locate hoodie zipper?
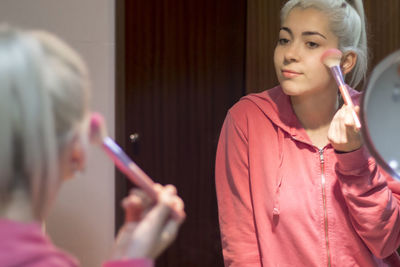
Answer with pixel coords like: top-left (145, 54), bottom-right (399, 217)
top-left (319, 149), bottom-right (331, 267)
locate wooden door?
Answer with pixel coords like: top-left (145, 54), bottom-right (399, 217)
top-left (116, 0), bottom-right (246, 266)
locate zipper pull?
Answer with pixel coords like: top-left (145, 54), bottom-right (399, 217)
top-left (319, 149), bottom-right (324, 163)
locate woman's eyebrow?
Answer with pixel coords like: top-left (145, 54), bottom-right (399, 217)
top-left (280, 27), bottom-right (327, 40)
top-left (280, 27), bottom-right (293, 37)
top-left (303, 31), bottom-right (327, 39)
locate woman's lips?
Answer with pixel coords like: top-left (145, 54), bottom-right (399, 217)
top-left (282, 69), bottom-right (301, 78)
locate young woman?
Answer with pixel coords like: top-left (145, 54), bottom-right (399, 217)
top-left (0, 25), bottom-right (185, 267)
top-left (216, 0), bottom-right (400, 266)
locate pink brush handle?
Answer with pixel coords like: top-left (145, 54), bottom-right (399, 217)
top-left (101, 137), bottom-right (183, 219)
top-left (338, 84), bottom-right (361, 129)
top-left (331, 66), bottom-right (361, 129)
top-left (102, 137), bottom-right (157, 199)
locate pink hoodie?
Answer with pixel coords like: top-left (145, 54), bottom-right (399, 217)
top-left (215, 86), bottom-right (400, 266)
top-left (0, 219), bottom-right (154, 267)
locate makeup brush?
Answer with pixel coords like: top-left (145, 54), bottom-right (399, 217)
top-left (321, 48), bottom-right (361, 129)
top-left (89, 113), bottom-right (185, 219)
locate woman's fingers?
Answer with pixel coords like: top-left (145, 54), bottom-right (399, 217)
top-left (328, 104), bottom-right (362, 152)
top-left (149, 217), bottom-right (183, 258)
top-left (112, 184), bottom-right (185, 260)
top-left (120, 187), bottom-right (177, 258)
top-left (122, 191), bottom-right (145, 222)
top-left (123, 187), bottom-right (156, 222)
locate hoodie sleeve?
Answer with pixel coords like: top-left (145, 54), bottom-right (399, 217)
top-left (335, 146), bottom-right (400, 258)
top-left (215, 111), bottom-right (261, 266)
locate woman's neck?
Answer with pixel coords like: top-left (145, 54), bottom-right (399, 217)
top-left (0, 189), bottom-right (36, 223)
top-left (291, 89), bottom-right (339, 130)
top-left (290, 88), bottom-right (340, 149)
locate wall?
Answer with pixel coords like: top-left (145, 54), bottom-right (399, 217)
top-left (0, 1), bottom-right (115, 266)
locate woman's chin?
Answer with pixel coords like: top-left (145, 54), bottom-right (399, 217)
top-left (280, 83), bottom-right (302, 96)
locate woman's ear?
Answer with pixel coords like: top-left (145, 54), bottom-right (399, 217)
top-left (341, 51), bottom-right (357, 75)
top-left (62, 134), bottom-right (87, 180)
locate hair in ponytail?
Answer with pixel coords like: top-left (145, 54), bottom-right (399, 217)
top-left (0, 25), bottom-right (90, 219)
top-left (280, 0), bottom-right (368, 88)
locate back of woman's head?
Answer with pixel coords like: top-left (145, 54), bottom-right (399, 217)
top-left (281, 0), bottom-right (368, 88)
top-left (0, 25), bottom-right (90, 219)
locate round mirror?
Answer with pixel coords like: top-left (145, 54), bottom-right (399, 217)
top-left (361, 49), bottom-right (400, 180)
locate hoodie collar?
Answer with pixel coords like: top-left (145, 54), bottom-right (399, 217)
top-left (242, 85), bottom-right (362, 147)
top-left (242, 86), bottom-right (312, 145)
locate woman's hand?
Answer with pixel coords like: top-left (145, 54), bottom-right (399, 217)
top-left (111, 184), bottom-right (185, 260)
top-left (328, 104), bottom-right (363, 152)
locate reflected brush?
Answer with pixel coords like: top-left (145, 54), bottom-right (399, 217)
top-left (321, 48), bottom-right (361, 129)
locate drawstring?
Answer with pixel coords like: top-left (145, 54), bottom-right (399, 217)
top-left (272, 127), bottom-right (284, 217)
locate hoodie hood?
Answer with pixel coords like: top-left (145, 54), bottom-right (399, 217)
top-left (241, 85), bottom-right (362, 146)
top-left (243, 86), bottom-right (305, 142)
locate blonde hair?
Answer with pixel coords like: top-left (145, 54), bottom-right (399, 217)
top-left (0, 25), bottom-right (90, 219)
top-left (281, 0), bottom-right (368, 88)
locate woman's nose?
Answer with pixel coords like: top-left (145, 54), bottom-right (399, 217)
top-left (284, 44), bottom-right (300, 63)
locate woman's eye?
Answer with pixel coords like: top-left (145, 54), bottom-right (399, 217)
top-left (306, 42), bottom-right (319, 49)
top-left (278, 38), bottom-right (289, 45)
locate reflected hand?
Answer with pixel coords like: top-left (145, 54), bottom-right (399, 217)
top-left (111, 184), bottom-right (185, 260)
top-left (328, 104), bottom-right (363, 152)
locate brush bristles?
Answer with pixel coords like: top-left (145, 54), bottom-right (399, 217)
top-left (89, 112), bottom-right (108, 145)
top-left (321, 48), bottom-right (342, 68)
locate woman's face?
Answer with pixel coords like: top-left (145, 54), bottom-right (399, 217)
top-left (274, 7), bottom-right (339, 97)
